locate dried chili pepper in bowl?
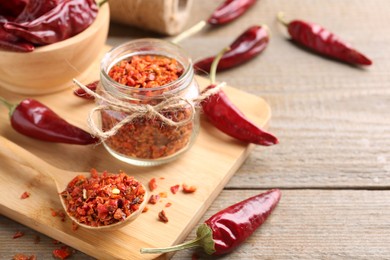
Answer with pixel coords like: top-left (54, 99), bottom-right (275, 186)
top-left (0, 97), bottom-right (98, 145)
top-left (141, 189), bottom-right (281, 256)
top-left (3, 0), bottom-right (98, 45)
top-left (200, 48), bottom-right (278, 146)
top-left (277, 12), bottom-right (372, 66)
top-left (194, 24), bottom-right (269, 73)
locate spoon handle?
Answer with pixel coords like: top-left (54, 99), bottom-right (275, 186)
top-left (0, 136), bottom-right (56, 180)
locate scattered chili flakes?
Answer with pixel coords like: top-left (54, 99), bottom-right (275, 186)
top-left (52, 239), bottom-right (61, 245)
top-left (170, 184), bottom-right (180, 194)
top-left (158, 210), bottom-right (169, 223)
top-left (72, 221), bottom-right (79, 231)
top-left (60, 168), bottom-right (146, 227)
top-left (165, 202), bottom-right (172, 208)
top-left (148, 194), bottom-right (160, 205)
top-left (12, 254), bottom-right (36, 260)
top-left (149, 178), bottom-right (158, 191)
top-left (182, 184), bottom-right (197, 193)
top-left (50, 208), bottom-right (66, 222)
top-left (159, 192), bottom-right (168, 198)
top-left (20, 191), bottom-right (30, 199)
top-left (13, 231), bottom-right (24, 239)
top-left (33, 235), bottom-right (40, 244)
top-left (142, 206), bottom-right (149, 213)
top-left (53, 246), bottom-right (73, 260)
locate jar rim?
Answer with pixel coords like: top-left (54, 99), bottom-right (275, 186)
top-left (100, 38), bottom-right (193, 98)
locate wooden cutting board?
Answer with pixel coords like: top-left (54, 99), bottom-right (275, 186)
top-left (0, 46), bottom-right (272, 259)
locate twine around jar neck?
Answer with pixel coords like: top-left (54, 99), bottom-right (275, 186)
top-left (73, 79), bottom-right (226, 140)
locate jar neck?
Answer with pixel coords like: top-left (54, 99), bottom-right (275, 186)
top-left (100, 39), bottom-right (194, 101)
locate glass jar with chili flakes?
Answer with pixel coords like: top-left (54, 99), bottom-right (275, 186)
top-left (98, 39), bottom-right (200, 166)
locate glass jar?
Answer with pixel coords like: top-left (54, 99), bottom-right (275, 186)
top-left (98, 39), bottom-right (200, 166)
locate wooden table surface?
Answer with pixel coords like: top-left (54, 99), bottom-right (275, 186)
top-left (1, 0), bottom-right (390, 259)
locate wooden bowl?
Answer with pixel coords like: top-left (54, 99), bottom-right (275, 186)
top-left (0, 4), bottom-right (110, 95)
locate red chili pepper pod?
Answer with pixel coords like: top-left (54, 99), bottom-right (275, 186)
top-left (208, 0), bottom-right (257, 25)
top-left (140, 189), bottom-right (281, 255)
top-left (200, 47), bottom-right (278, 146)
top-left (73, 80), bottom-right (99, 100)
top-left (277, 12), bottom-right (372, 66)
top-left (0, 97), bottom-right (98, 145)
top-left (170, 0), bottom-right (257, 44)
top-left (194, 25), bottom-right (269, 73)
top-left (201, 84), bottom-right (278, 145)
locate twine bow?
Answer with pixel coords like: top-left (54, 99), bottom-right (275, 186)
top-left (72, 79), bottom-right (226, 140)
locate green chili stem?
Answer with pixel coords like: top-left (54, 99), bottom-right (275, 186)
top-left (210, 47), bottom-right (230, 85)
top-left (140, 236), bottom-right (203, 254)
top-left (97, 0), bottom-right (108, 7)
top-left (276, 12), bottom-right (289, 27)
top-left (0, 96), bottom-right (16, 118)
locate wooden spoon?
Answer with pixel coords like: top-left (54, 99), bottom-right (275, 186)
top-left (0, 136), bottom-right (148, 231)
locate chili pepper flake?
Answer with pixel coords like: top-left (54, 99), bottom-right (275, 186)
top-left (20, 191), bottom-right (30, 199)
top-left (182, 184), bottom-right (197, 193)
top-left (148, 194), bottom-right (160, 205)
top-left (142, 206), bottom-right (149, 213)
top-left (158, 210), bottom-right (169, 223)
top-left (149, 178), bottom-right (158, 191)
top-left (13, 231), bottom-right (24, 239)
top-left (34, 235), bottom-right (40, 244)
top-left (159, 192), bottom-right (168, 198)
top-left (72, 221), bottom-right (79, 231)
top-left (170, 184), bottom-right (180, 194)
top-left (53, 246), bottom-right (73, 260)
top-left (12, 254), bottom-right (36, 260)
top-left (108, 55), bottom-right (184, 88)
top-left (61, 169), bottom-right (146, 227)
top-left (165, 202), bottom-right (172, 208)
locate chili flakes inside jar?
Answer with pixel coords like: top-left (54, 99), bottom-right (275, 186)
top-left (101, 53), bottom-right (198, 162)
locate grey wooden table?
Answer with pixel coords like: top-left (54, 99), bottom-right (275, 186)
top-left (1, 0), bottom-right (390, 259)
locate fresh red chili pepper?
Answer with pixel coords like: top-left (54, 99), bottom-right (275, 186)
top-left (141, 188), bottom-right (281, 255)
top-left (277, 12), bottom-right (372, 66)
top-left (4, 0), bottom-right (98, 45)
top-left (73, 80), bottom-right (99, 100)
top-left (201, 48), bottom-right (278, 146)
top-left (194, 25), bottom-right (269, 73)
top-left (208, 0), bottom-right (257, 25)
top-left (0, 97), bottom-right (98, 145)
